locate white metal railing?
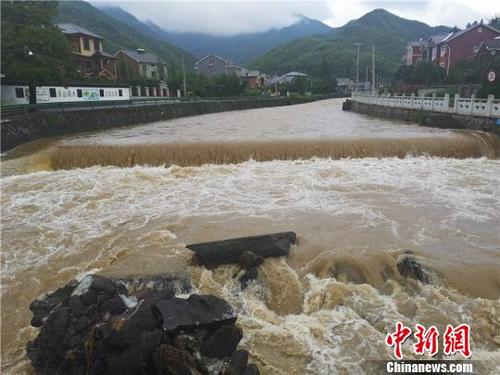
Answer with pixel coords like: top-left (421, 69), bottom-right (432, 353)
top-left (351, 92), bottom-right (499, 118)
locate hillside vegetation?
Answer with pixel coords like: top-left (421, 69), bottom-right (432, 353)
top-left (251, 9), bottom-right (452, 78)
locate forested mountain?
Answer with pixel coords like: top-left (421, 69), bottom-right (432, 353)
top-left (251, 9), bottom-right (453, 78)
top-left (53, 1), bottom-right (196, 69)
top-left (101, 6), bottom-right (332, 64)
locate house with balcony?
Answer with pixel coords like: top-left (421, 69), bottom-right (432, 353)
top-left (56, 23), bottom-right (116, 79)
top-left (114, 49), bottom-right (166, 81)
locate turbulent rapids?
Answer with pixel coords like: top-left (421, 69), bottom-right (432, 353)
top-left (1, 99), bottom-right (500, 374)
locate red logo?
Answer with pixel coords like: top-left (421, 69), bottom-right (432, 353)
top-left (443, 324), bottom-right (471, 358)
top-left (385, 322), bottom-right (412, 360)
top-left (386, 323), bottom-right (471, 359)
top-left (414, 324), bottom-right (439, 357)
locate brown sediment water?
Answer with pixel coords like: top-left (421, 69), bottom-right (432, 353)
top-left (1, 99), bottom-right (500, 374)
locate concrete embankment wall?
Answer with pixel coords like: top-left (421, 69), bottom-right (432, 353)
top-left (1, 96), bottom-right (332, 152)
top-left (350, 100), bottom-right (498, 134)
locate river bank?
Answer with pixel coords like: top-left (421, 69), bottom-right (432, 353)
top-left (0, 95), bottom-right (336, 152)
top-left (347, 99), bottom-right (499, 133)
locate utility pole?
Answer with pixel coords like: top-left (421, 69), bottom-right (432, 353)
top-left (365, 65), bottom-right (368, 89)
top-left (372, 44), bottom-right (376, 93)
top-left (354, 43), bottom-right (362, 91)
top-left (182, 55), bottom-right (187, 97)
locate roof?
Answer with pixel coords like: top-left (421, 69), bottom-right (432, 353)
top-left (117, 49), bottom-right (160, 64)
top-left (243, 70), bottom-right (260, 77)
top-left (284, 71), bottom-right (308, 77)
top-left (194, 54), bottom-right (230, 66)
top-left (443, 23), bottom-right (500, 44)
top-left (94, 51), bottom-right (117, 59)
top-left (56, 23), bottom-right (104, 39)
top-left (407, 41), bottom-right (422, 47)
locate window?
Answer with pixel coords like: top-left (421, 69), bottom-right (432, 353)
top-left (119, 89), bottom-right (123, 97)
top-left (77, 89), bottom-right (82, 97)
top-left (151, 70), bottom-right (156, 78)
top-left (99, 89), bottom-right (104, 97)
top-left (478, 27), bottom-right (482, 33)
top-left (83, 37), bottom-right (90, 50)
top-left (49, 88), bottom-right (56, 97)
top-left (15, 87), bottom-right (24, 98)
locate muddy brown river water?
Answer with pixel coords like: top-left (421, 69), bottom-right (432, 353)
top-left (1, 99), bottom-right (499, 374)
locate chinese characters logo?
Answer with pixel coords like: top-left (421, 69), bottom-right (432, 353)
top-left (385, 322), bottom-right (471, 360)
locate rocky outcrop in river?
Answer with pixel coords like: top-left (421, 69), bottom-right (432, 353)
top-left (27, 274), bottom-right (259, 375)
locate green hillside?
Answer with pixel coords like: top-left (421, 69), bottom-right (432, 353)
top-left (53, 1), bottom-right (196, 70)
top-left (251, 9), bottom-right (452, 79)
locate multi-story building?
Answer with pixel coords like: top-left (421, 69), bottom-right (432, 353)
top-left (114, 49), bottom-right (166, 81)
top-left (57, 23), bottom-right (117, 79)
top-left (194, 54), bottom-right (233, 78)
top-left (410, 21), bottom-right (500, 74)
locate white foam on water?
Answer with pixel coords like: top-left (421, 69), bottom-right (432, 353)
top-left (2, 157), bottom-right (498, 280)
top-left (2, 157), bottom-right (500, 373)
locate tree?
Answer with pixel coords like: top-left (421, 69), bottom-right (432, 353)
top-left (489, 17), bottom-right (500, 30)
top-left (1, 1), bottom-right (78, 88)
top-left (393, 62), bottom-right (445, 85)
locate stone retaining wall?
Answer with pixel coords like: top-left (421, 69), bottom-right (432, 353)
top-left (1, 96), bottom-right (331, 152)
top-left (350, 100), bottom-right (498, 134)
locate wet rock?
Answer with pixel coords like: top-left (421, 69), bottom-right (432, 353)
top-left (397, 253), bottom-right (430, 284)
top-left (100, 296), bottom-right (127, 314)
top-left (153, 294), bottom-right (237, 332)
top-left (120, 289), bottom-right (174, 340)
top-left (231, 349), bottom-right (249, 373)
top-left (27, 275), bottom-right (259, 375)
top-left (29, 280), bottom-right (78, 327)
top-left (80, 289), bottom-right (98, 306)
top-left (201, 324), bottom-right (243, 358)
top-left (187, 231), bottom-right (296, 266)
top-left (153, 344), bottom-right (200, 375)
top-left (238, 251), bottom-right (264, 270)
top-left (90, 275), bottom-right (126, 295)
top-left (239, 267), bottom-right (258, 290)
top-left (243, 363), bottom-right (261, 375)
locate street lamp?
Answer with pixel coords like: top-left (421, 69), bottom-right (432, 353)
top-left (27, 50), bottom-right (37, 105)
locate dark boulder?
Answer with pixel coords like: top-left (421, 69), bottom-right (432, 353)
top-left (238, 251), bottom-right (264, 270)
top-left (29, 279), bottom-right (78, 327)
top-left (152, 344), bottom-right (200, 375)
top-left (153, 294), bottom-right (237, 332)
top-left (239, 267), bottom-right (258, 290)
top-left (187, 231), bottom-right (296, 266)
top-left (243, 363), bottom-right (261, 375)
top-left (396, 253), bottom-right (430, 284)
top-left (201, 324), bottom-right (243, 359)
top-left (231, 349), bottom-right (249, 374)
top-left (26, 275), bottom-right (259, 375)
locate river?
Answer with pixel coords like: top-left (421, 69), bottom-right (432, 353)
top-left (1, 98), bottom-right (499, 374)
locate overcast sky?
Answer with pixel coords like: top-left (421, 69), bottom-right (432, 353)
top-left (92, 0), bottom-right (500, 35)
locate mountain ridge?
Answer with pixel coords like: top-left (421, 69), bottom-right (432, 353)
top-left (100, 6), bottom-right (333, 64)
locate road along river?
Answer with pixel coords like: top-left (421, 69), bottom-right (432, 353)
top-left (1, 99), bottom-right (499, 373)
